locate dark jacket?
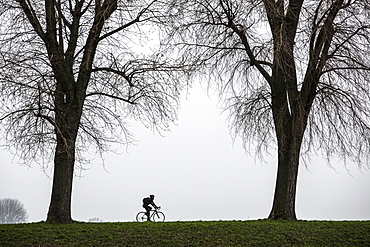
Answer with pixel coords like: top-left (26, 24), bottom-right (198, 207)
top-left (143, 197), bottom-right (157, 208)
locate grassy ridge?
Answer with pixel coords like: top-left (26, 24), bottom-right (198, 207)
top-left (1, 220), bottom-right (370, 246)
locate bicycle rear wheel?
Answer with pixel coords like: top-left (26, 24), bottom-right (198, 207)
top-left (151, 212), bottom-right (165, 222)
top-left (136, 212), bottom-right (148, 222)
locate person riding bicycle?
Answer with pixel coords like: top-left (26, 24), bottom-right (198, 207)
top-left (142, 194), bottom-right (158, 221)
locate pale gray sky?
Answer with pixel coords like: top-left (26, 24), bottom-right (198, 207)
top-left (1, 85), bottom-right (369, 222)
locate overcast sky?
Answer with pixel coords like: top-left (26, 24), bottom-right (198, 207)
top-left (1, 84), bottom-right (369, 223)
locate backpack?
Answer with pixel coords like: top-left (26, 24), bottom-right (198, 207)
top-left (143, 197), bottom-right (150, 204)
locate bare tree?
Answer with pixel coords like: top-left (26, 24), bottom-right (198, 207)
top-left (168, 0), bottom-right (370, 220)
top-left (0, 198), bottom-right (28, 224)
top-left (0, 0), bottom-right (187, 223)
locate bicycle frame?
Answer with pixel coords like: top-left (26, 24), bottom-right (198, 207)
top-left (150, 208), bottom-right (161, 218)
top-left (151, 207), bottom-right (161, 214)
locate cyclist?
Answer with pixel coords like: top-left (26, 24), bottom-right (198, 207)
top-left (142, 194), bottom-right (158, 221)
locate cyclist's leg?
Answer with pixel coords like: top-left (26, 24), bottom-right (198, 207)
top-left (144, 205), bottom-right (152, 220)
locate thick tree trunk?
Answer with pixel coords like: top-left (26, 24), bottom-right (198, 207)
top-left (268, 138), bottom-right (301, 220)
top-left (47, 138), bottom-right (76, 224)
top-left (268, 89), bottom-right (307, 220)
top-left (46, 81), bottom-right (81, 224)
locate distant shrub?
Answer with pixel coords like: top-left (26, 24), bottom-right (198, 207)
top-left (88, 217), bottom-right (103, 223)
top-left (0, 198), bottom-right (28, 224)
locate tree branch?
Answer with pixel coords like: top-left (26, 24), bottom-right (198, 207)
top-left (85, 92), bottom-right (136, 104)
top-left (16, 0), bottom-right (46, 41)
top-left (98, 0), bottom-right (157, 42)
top-left (92, 67), bottom-right (133, 86)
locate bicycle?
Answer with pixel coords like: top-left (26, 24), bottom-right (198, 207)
top-left (136, 207), bottom-right (165, 222)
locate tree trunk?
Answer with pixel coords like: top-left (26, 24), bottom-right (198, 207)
top-left (268, 138), bottom-right (301, 220)
top-left (46, 137), bottom-right (76, 224)
top-left (268, 90), bottom-right (307, 220)
top-left (46, 81), bottom-right (81, 224)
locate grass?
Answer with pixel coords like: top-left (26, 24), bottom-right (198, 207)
top-left (0, 220), bottom-right (370, 246)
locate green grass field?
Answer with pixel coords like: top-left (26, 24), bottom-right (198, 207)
top-left (1, 220), bottom-right (369, 246)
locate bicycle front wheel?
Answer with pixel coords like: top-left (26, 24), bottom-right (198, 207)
top-left (151, 212), bottom-right (165, 222)
top-left (136, 212), bottom-right (148, 222)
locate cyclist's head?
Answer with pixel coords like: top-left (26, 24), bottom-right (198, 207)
top-left (150, 194), bottom-right (155, 199)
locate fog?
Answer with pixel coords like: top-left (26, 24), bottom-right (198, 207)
top-left (1, 85), bottom-right (369, 222)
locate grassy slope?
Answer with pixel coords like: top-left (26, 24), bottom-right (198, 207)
top-left (0, 220), bottom-right (370, 246)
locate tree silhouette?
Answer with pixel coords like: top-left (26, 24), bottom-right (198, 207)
top-left (0, 0), bottom-right (186, 223)
top-left (168, 0), bottom-right (370, 220)
top-left (0, 198), bottom-right (28, 224)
